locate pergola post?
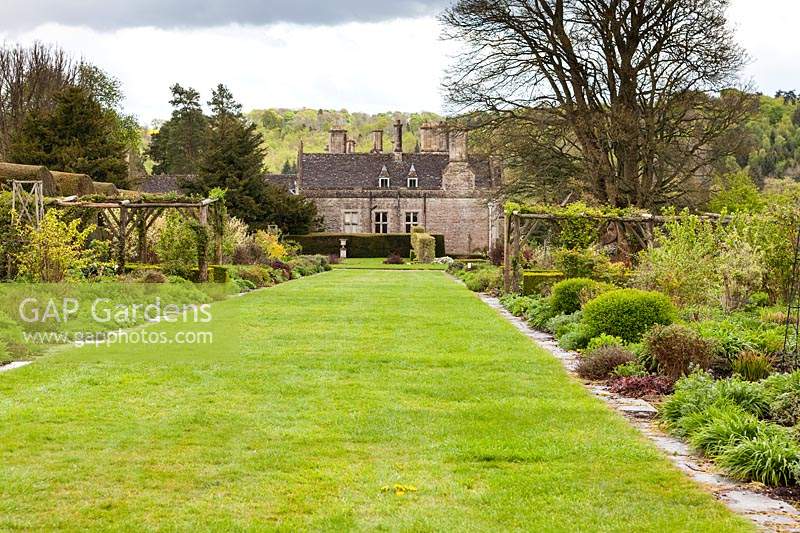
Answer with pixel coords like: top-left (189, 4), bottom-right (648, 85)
top-left (197, 203), bottom-right (209, 282)
top-left (503, 213), bottom-right (512, 293)
top-left (137, 212), bottom-right (147, 263)
top-left (117, 205), bottom-right (128, 274)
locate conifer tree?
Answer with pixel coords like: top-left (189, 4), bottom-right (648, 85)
top-left (149, 84), bottom-right (208, 175)
top-left (8, 86), bottom-right (129, 186)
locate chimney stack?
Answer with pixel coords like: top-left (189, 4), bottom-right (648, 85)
top-left (346, 139), bottom-right (356, 154)
top-left (448, 130), bottom-right (467, 162)
top-left (328, 128), bottom-right (347, 154)
top-left (371, 130), bottom-right (384, 153)
top-left (393, 119), bottom-right (403, 153)
top-left (420, 121), bottom-right (449, 152)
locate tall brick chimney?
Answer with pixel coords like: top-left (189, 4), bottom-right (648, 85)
top-left (420, 122), bottom-right (449, 152)
top-left (371, 130), bottom-right (384, 153)
top-left (328, 128), bottom-right (347, 154)
top-left (393, 119), bottom-right (403, 153)
top-left (448, 130), bottom-right (467, 162)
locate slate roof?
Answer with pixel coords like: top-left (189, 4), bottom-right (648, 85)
top-left (139, 173), bottom-right (297, 194)
top-left (139, 174), bottom-right (185, 194)
top-left (299, 153), bottom-right (494, 190)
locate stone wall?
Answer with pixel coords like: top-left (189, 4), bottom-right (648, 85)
top-left (307, 191), bottom-right (500, 256)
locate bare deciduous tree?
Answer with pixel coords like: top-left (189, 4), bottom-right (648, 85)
top-left (442, 0), bottom-right (757, 208)
top-left (0, 42), bottom-right (82, 159)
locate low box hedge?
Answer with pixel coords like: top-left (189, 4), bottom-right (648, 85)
top-left (286, 233), bottom-right (445, 258)
top-left (522, 270), bottom-right (565, 296)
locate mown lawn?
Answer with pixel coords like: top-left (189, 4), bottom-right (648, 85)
top-left (0, 270), bottom-right (749, 531)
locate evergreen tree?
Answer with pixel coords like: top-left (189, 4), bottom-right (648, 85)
top-left (185, 84), bottom-right (317, 233)
top-left (148, 84), bottom-right (209, 175)
top-left (8, 86), bottom-right (129, 186)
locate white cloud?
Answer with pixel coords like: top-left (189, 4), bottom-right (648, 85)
top-left (1, 17), bottom-right (454, 124)
top-left (728, 0), bottom-right (800, 95)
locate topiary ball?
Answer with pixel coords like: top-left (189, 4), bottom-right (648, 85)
top-left (582, 288), bottom-right (675, 343)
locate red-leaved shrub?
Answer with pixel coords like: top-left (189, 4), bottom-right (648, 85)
top-left (609, 376), bottom-right (674, 398)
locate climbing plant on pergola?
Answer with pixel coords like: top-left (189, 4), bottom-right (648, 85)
top-left (502, 203), bottom-right (727, 292)
top-left (54, 196), bottom-right (224, 281)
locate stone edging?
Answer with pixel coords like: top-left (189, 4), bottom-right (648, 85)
top-left (478, 293), bottom-right (800, 532)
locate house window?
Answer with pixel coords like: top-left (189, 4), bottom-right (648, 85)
top-left (407, 176), bottom-right (418, 188)
top-left (373, 211), bottom-right (389, 234)
top-left (379, 177), bottom-right (390, 188)
top-left (343, 210), bottom-right (360, 233)
top-left (404, 211), bottom-right (420, 233)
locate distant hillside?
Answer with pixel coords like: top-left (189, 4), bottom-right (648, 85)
top-left (246, 108), bottom-right (443, 173)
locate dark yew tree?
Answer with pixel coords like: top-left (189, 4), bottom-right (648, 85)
top-left (183, 84), bottom-right (317, 233)
top-left (8, 87), bottom-right (129, 186)
top-left (148, 84), bottom-right (209, 175)
top-left (442, 0), bottom-right (756, 208)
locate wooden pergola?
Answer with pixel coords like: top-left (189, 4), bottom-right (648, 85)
top-left (55, 196), bottom-right (222, 281)
top-left (502, 210), bottom-right (727, 292)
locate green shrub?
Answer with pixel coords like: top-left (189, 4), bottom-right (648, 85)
top-left (576, 346), bottom-right (635, 380)
top-left (210, 265), bottom-right (229, 283)
top-left (546, 312), bottom-right (582, 337)
top-left (748, 291), bottom-right (770, 308)
top-left (463, 268), bottom-right (502, 293)
top-left (644, 324), bottom-right (716, 380)
top-left (661, 372), bottom-right (769, 431)
top-left (611, 361), bottom-right (648, 378)
top-left (410, 227), bottom-right (436, 263)
top-left (731, 351), bottom-right (773, 381)
top-left (558, 322), bottom-right (592, 351)
top-left (525, 298), bottom-right (556, 330)
top-left (522, 271), bottom-right (565, 296)
top-left (582, 289), bottom-right (675, 343)
top-left (155, 211), bottom-right (198, 271)
top-left (762, 371), bottom-right (800, 403)
top-left (717, 429), bottom-right (800, 486)
top-left (553, 247), bottom-right (628, 284)
top-left (586, 334), bottom-right (624, 352)
top-left (286, 233), bottom-right (445, 258)
top-left (770, 390), bottom-right (800, 426)
top-left (686, 403), bottom-right (761, 457)
top-left (141, 270), bottom-right (166, 283)
top-left (550, 278), bottom-right (597, 315)
top-left (230, 265), bottom-right (273, 288)
top-left (500, 295), bottom-right (539, 317)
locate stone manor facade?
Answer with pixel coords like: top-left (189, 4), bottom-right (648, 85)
top-left (295, 121), bottom-right (502, 256)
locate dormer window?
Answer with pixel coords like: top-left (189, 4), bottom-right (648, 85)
top-left (407, 164), bottom-right (418, 188)
top-left (378, 165), bottom-right (390, 188)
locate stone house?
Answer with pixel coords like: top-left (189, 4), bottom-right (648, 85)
top-left (296, 120), bottom-right (502, 256)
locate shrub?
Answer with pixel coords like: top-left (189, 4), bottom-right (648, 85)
top-left (522, 271), bottom-right (565, 296)
top-left (762, 371), bottom-right (800, 403)
top-left (254, 230), bottom-right (287, 261)
top-left (231, 265), bottom-right (273, 288)
top-left (731, 351), bottom-right (773, 381)
top-left (384, 253), bottom-right (405, 265)
top-left (609, 375), bottom-right (673, 397)
top-left (501, 295), bottom-right (539, 317)
top-left (748, 291), bottom-right (770, 309)
top-left (558, 322), bottom-right (592, 351)
top-left (644, 324), bottom-right (716, 380)
top-left (661, 371), bottom-right (720, 429)
top-left (155, 211), bottom-right (197, 271)
top-left (410, 227), bottom-right (436, 263)
top-left (770, 391), bottom-right (800, 426)
top-left (576, 346), bottom-right (635, 380)
top-left (553, 247), bottom-right (628, 284)
top-left (586, 334), bottom-right (624, 352)
top-left (327, 253), bottom-right (341, 265)
top-left (222, 216), bottom-right (249, 263)
top-left (582, 289), bottom-right (675, 343)
top-left (550, 278), bottom-right (598, 315)
top-left (463, 268), bottom-right (502, 293)
top-left (16, 209), bottom-right (95, 282)
top-left (611, 361), bottom-right (648, 378)
top-left (210, 265), bottom-right (229, 283)
top-left (232, 238), bottom-right (264, 265)
top-left (718, 229), bottom-right (765, 312)
top-left (141, 270), bottom-right (166, 283)
top-left (546, 312), bottom-right (582, 337)
top-left (525, 298), bottom-right (556, 330)
top-left (717, 429), bottom-right (800, 486)
top-left (686, 403), bottom-right (761, 457)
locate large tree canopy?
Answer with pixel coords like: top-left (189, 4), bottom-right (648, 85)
top-left (442, 0), bottom-right (756, 208)
top-left (8, 86), bottom-right (129, 186)
top-left (181, 84), bottom-right (318, 234)
top-left (148, 84), bottom-right (209, 175)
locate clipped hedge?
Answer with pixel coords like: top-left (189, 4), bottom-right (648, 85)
top-left (522, 270), bottom-right (564, 296)
top-left (287, 233), bottom-right (445, 258)
top-left (583, 288), bottom-right (676, 343)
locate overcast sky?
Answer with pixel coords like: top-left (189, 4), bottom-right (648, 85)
top-left (0, 0), bottom-right (796, 124)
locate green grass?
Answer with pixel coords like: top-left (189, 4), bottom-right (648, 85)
top-left (332, 257), bottom-right (447, 270)
top-left (0, 270), bottom-right (749, 531)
